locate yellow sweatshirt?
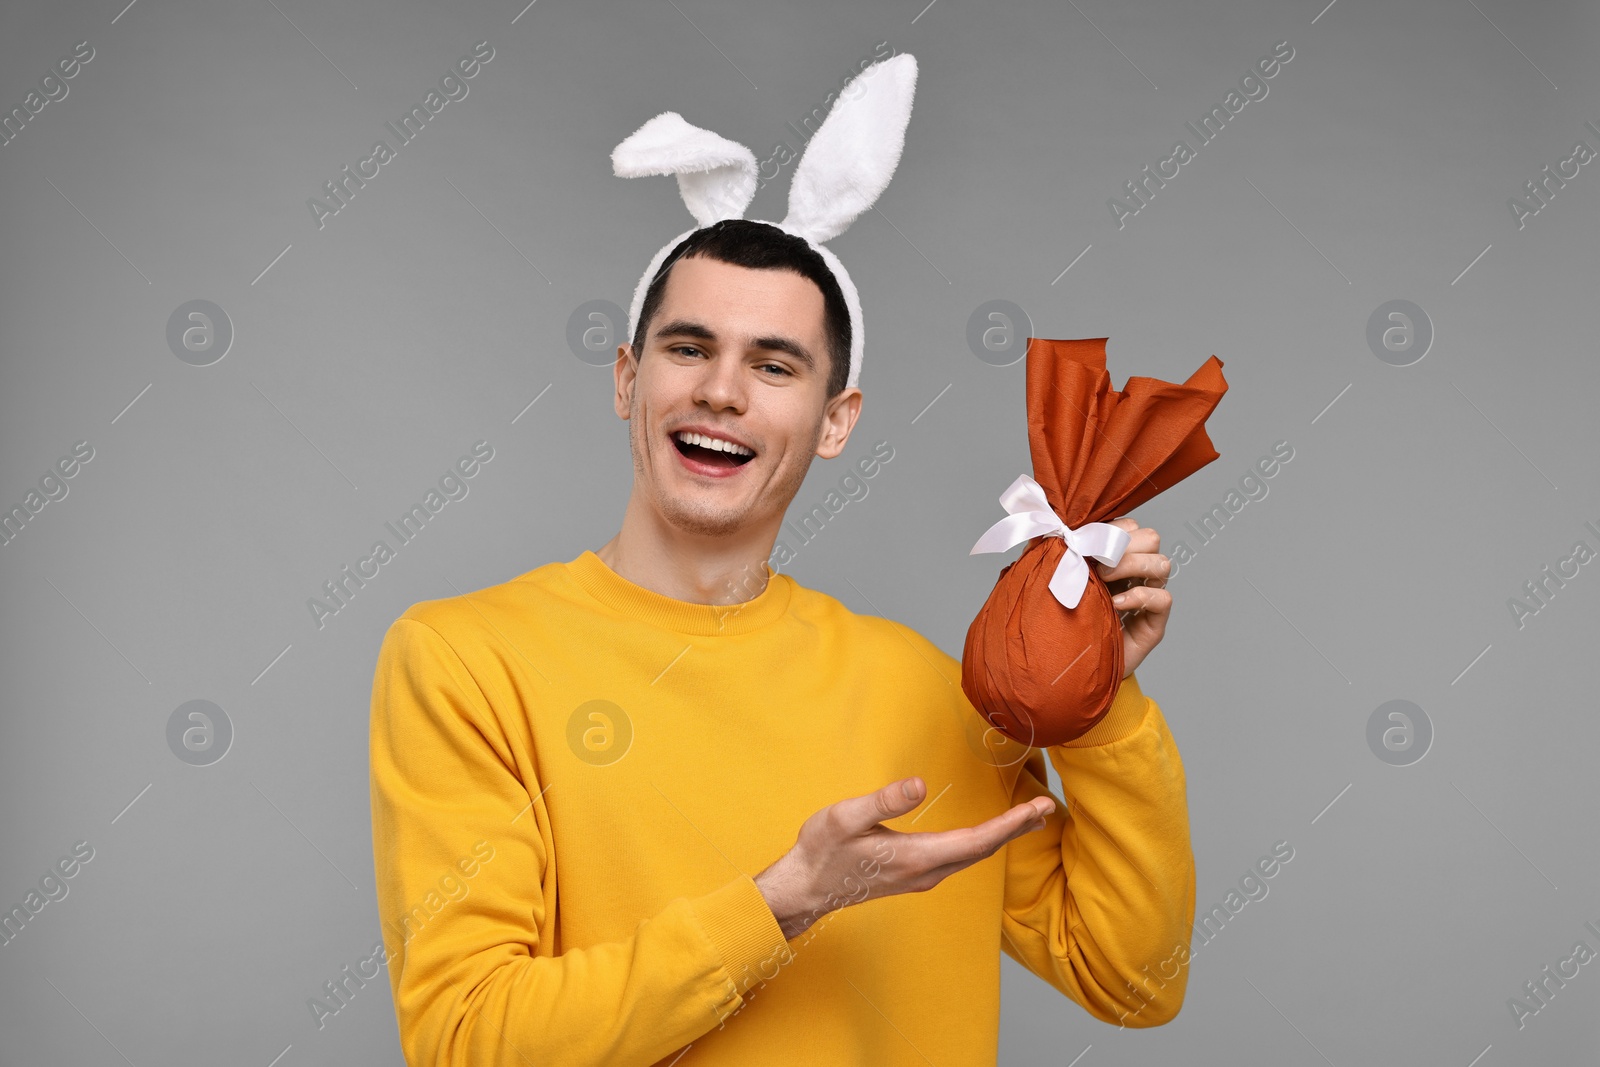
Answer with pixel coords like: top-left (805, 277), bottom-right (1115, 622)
top-left (369, 550), bottom-right (1196, 1066)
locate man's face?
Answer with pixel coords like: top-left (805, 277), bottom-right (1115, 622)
top-left (613, 254), bottom-right (862, 541)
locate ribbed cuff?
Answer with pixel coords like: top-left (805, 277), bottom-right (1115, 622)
top-left (688, 874), bottom-right (794, 1000)
top-left (1062, 672), bottom-right (1149, 747)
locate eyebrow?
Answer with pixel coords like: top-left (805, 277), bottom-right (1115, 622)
top-left (654, 319), bottom-right (817, 372)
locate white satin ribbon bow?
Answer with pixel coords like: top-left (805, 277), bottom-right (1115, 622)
top-left (969, 473), bottom-right (1131, 609)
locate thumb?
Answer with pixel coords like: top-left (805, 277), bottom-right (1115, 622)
top-left (878, 776), bottom-right (925, 819)
top-left (839, 777), bottom-right (924, 835)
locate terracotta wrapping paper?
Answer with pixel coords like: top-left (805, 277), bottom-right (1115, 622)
top-left (962, 337), bottom-right (1228, 747)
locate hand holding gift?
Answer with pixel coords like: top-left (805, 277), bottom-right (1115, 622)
top-left (962, 337), bottom-right (1227, 747)
top-left (1093, 515), bottom-right (1174, 678)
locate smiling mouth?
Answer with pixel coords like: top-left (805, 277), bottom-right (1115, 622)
top-left (671, 435), bottom-right (755, 469)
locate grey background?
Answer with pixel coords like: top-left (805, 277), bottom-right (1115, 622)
top-left (2, 0), bottom-right (1597, 1063)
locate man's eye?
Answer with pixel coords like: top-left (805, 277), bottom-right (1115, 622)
top-left (670, 346), bottom-right (788, 376)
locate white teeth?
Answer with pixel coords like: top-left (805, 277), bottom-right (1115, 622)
top-left (675, 431), bottom-right (754, 457)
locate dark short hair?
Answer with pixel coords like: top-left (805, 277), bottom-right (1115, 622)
top-left (629, 219), bottom-right (852, 399)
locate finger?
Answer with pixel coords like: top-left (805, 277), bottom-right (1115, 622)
top-left (1092, 520), bottom-right (1139, 573)
top-left (962, 798), bottom-right (1054, 843)
top-left (1105, 565), bottom-right (1163, 596)
top-left (836, 777), bottom-right (927, 836)
top-left (1095, 532), bottom-right (1165, 583)
top-left (1116, 524), bottom-right (1160, 554)
top-left (902, 798), bottom-right (1054, 873)
top-left (1112, 585), bottom-right (1172, 615)
top-left (1131, 552), bottom-right (1170, 581)
top-left (919, 803), bottom-right (1055, 884)
top-left (1105, 566), bottom-right (1158, 597)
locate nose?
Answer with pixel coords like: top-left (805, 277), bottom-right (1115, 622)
top-left (689, 349), bottom-right (748, 413)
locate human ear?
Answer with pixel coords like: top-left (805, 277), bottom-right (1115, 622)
top-left (816, 387), bottom-right (862, 459)
top-left (613, 343), bottom-right (638, 420)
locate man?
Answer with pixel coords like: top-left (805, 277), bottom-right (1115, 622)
top-left (369, 218), bottom-right (1196, 1066)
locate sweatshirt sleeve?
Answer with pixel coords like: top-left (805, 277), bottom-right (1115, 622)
top-left (999, 672), bottom-right (1197, 1028)
top-left (369, 617), bottom-right (793, 1066)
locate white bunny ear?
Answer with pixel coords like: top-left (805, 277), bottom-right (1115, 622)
top-left (611, 111), bottom-right (758, 227)
top-left (780, 54), bottom-right (918, 244)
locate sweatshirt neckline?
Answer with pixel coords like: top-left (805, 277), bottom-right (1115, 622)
top-left (565, 550), bottom-right (793, 636)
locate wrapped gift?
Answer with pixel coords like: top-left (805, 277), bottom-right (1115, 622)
top-left (962, 337), bottom-right (1228, 746)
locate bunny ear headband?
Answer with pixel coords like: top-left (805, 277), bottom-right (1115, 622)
top-left (610, 53), bottom-right (919, 392)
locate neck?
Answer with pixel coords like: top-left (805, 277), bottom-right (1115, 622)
top-left (595, 493), bottom-right (779, 606)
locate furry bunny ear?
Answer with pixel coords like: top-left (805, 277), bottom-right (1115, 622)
top-left (611, 111), bottom-right (758, 227)
top-left (780, 53), bottom-right (918, 244)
